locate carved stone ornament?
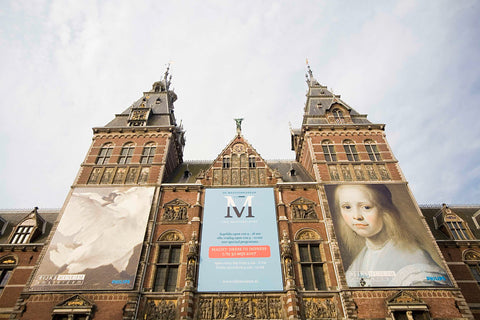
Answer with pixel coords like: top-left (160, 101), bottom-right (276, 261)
top-left (53, 294), bottom-right (95, 315)
top-left (158, 231), bottom-right (184, 242)
top-left (0, 256), bottom-right (17, 265)
top-left (296, 229), bottom-right (321, 241)
top-left (162, 199), bottom-right (190, 222)
top-left (464, 249), bottom-right (480, 261)
top-left (197, 297), bottom-right (282, 320)
top-left (144, 300), bottom-right (177, 320)
top-left (302, 297), bottom-right (338, 319)
top-left (387, 291), bottom-right (425, 306)
top-left (290, 197), bottom-right (318, 220)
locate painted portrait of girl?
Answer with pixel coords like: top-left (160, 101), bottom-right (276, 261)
top-left (325, 183), bottom-right (451, 287)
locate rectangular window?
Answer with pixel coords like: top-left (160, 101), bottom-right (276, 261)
top-left (118, 146), bottom-right (134, 164)
top-left (10, 226), bottom-right (33, 244)
top-left (96, 146), bottom-right (113, 165)
top-left (0, 269), bottom-right (12, 294)
top-left (298, 243), bottom-right (326, 290)
top-left (154, 245), bottom-right (181, 292)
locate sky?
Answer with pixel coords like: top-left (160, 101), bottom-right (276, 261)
top-left (0, 0), bottom-right (479, 209)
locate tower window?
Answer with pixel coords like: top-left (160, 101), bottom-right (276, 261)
top-left (140, 143), bottom-right (156, 164)
top-left (222, 157), bottom-right (231, 169)
top-left (248, 156), bottom-right (256, 168)
top-left (332, 109), bottom-right (344, 123)
top-left (321, 140), bottom-right (337, 162)
top-left (118, 143), bottom-right (135, 164)
top-left (343, 140), bottom-right (359, 161)
top-left (365, 140), bottom-right (381, 161)
top-left (95, 143), bottom-right (113, 165)
top-left (154, 245), bottom-right (181, 292)
top-left (298, 243), bottom-right (326, 290)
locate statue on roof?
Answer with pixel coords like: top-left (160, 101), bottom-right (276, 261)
top-left (234, 118), bottom-right (244, 135)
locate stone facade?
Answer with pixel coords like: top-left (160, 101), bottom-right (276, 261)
top-left (2, 67), bottom-right (476, 319)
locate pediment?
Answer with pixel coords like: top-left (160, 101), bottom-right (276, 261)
top-left (56, 295), bottom-right (95, 308)
top-left (290, 197), bottom-right (316, 206)
top-left (295, 229), bottom-right (321, 241)
top-left (158, 230), bottom-right (184, 242)
top-left (163, 198), bottom-right (190, 208)
top-left (387, 291), bottom-right (425, 306)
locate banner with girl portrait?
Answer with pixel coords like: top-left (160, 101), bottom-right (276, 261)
top-left (325, 183), bottom-right (451, 288)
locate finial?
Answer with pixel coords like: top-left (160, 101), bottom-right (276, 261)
top-left (306, 58), bottom-right (313, 79)
top-left (234, 118), bottom-right (244, 135)
top-left (164, 62), bottom-right (172, 90)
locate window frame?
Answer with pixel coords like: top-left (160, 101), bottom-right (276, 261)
top-left (297, 242), bottom-right (326, 291)
top-left (365, 140), bottom-right (381, 161)
top-left (222, 157), bottom-right (231, 169)
top-left (118, 143), bottom-right (135, 164)
top-left (321, 140), bottom-right (337, 162)
top-left (343, 140), bottom-right (359, 161)
top-left (10, 224), bottom-right (34, 244)
top-left (332, 109), bottom-right (344, 123)
top-left (140, 143), bottom-right (156, 164)
top-left (153, 244), bottom-right (182, 292)
top-left (248, 156), bottom-right (256, 168)
top-left (95, 143), bottom-right (113, 165)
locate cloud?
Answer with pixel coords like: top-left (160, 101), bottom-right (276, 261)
top-left (0, 0), bottom-right (479, 207)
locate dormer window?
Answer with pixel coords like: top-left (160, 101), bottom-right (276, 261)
top-left (9, 207), bottom-right (45, 244)
top-left (332, 109), bottom-right (344, 123)
top-left (435, 205), bottom-right (474, 240)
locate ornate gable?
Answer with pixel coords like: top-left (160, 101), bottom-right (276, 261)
top-left (386, 291), bottom-right (426, 307)
top-left (202, 131), bottom-right (278, 187)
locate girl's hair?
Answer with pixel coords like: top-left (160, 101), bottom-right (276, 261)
top-left (331, 184), bottom-right (443, 268)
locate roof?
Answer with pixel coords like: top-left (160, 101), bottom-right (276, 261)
top-left (0, 208), bottom-right (60, 244)
top-left (420, 204), bottom-right (480, 240)
top-left (165, 160), bottom-right (315, 184)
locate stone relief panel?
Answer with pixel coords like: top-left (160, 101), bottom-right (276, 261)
top-left (290, 197), bottom-right (318, 220)
top-left (144, 299), bottom-right (177, 320)
top-left (326, 164), bottom-right (391, 182)
top-left (158, 230), bottom-right (184, 242)
top-left (196, 297), bottom-right (283, 320)
top-left (162, 199), bottom-right (190, 223)
top-left (302, 297), bottom-right (338, 319)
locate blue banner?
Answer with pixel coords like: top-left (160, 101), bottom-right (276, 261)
top-left (198, 188), bottom-right (283, 292)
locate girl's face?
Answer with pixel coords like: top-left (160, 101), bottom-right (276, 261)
top-left (337, 185), bottom-right (384, 238)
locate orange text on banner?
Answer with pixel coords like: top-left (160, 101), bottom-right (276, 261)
top-left (209, 246), bottom-right (271, 258)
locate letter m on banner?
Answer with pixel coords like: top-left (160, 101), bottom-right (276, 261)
top-left (224, 196), bottom-right (254, 218)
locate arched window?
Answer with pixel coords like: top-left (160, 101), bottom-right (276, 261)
top-left (321, 140), bottom-right (337, 162)
top-left (464, 250), bottom-right (480, 285)
top-left (140, 142), bottom-right (156, 164)
top-left (364, 140), bottom-right (381, 161)
top-left (10, 217), bottom-right (36, 244)
top-left (295, 229), bottom-right (326, 291)
top-left (0, 256), bottom-right (16, 295)
top-left (118, 143), bottom-right (135, 164)
top-left (154, 231), bottom-right (183, 292)
top-left (222, 156), bottom-right (231, 169)
top-left (332, 109), bottom-right (344, 123)
top-left (248, 156), bottom-right (256, 168)
top-left (95, 143), bottom-right (113, 165)
top-left (343, 140), bottom-right (359, 161)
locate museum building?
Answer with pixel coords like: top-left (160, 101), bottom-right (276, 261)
top-left (1, 66), bottom-right (479, 320)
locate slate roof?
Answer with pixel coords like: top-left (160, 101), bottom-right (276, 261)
top-left (420, 205), bottom-right (480, 240)
top-left (165, 160), bottom-right (315, 184)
